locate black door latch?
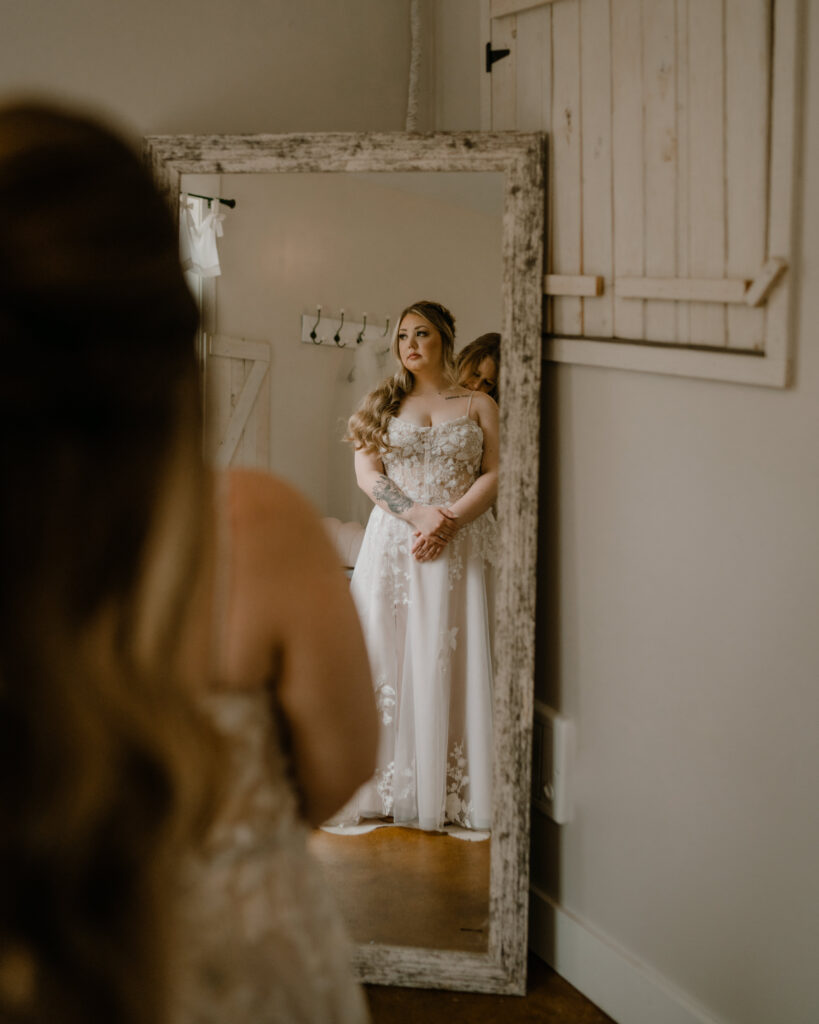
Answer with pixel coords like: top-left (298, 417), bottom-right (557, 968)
top-left (485, 41), bottom-right (511, 73)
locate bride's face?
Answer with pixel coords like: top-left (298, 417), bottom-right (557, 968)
top-left (397, 313), bottom-right (442, 374)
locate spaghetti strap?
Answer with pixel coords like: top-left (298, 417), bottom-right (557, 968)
top-left (466, 391), bottom-right (474, 417)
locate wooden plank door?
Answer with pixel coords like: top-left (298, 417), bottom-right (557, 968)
top-left (203, 334), bottom-right (270, 470)
top-left (488, 0), bottom-right (799, 386)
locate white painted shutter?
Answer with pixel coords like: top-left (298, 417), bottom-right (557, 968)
top-left (489, 0), bottom-right (800, 386)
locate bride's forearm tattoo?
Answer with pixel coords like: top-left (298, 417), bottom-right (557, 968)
top-left (373, 474), bottom-right (413, 514)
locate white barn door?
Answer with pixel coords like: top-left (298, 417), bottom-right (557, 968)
top-left (203, 333), bottom-right (270, 470)
top-left (488, 0), bottom-right (800, 387)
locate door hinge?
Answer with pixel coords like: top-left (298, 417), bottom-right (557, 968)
top-left (485, 41), bottom-right (511, 72)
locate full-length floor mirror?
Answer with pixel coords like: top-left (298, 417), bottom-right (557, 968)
top-left (145, 132), bottom-right (545, 994)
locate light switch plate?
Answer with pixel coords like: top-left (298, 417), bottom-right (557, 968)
top-left (532, 700), bottom-right (574, 824)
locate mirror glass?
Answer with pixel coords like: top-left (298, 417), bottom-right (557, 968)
top-left (183, 169), bottom-right (504, 954)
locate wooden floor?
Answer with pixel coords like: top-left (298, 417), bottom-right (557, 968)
top-left (308, 825), bottom-right (490, 951)
top-left (309, 826), bottom-right (613, 1022)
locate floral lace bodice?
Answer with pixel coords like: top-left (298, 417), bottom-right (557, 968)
top-left (353, 414), bottom-right (497, 607)
top-left (383, 415), bottom-right (484, 505)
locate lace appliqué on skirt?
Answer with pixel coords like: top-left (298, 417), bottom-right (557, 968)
top-left (332, 414), bottom-right (495, 833)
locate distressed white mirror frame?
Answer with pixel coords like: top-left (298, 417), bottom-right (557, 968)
top-left (145, 131), bottom-right (545, 995)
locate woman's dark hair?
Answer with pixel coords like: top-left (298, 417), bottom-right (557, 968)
top-left (0, 102), bottom-right (214, 1024)
top-left (456, 332), bottom-right (501, 402)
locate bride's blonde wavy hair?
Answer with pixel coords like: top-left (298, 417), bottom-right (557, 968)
top-left (346, 300), bottom-right (458, 454)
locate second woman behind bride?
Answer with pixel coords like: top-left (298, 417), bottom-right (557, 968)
top-left (337, 300), bottom-right (499, 832)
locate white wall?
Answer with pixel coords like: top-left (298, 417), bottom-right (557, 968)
top-left (0, 0), bottom-right (411, 135)
top-left (431, 0), bottom-right (485, 130)
top-left (438, 4), bottom-right (819, 1023)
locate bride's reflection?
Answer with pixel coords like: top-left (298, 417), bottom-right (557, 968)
top-left (328, 301), bottom-right (498, 833)
top-left (192, 167), bottom-right (504, 954)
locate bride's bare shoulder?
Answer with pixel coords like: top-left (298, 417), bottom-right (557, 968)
top-left (465, 390), bottom-right (498, 424)
top-left (471, 390), bottom-right (498, 411)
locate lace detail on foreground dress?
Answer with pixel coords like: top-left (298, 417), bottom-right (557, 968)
top-left (172, 690), bottom-right (369, 1024)
top-left (334, 414), bottom-right (497, 832)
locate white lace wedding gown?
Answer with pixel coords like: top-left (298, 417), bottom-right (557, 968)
top-left (172, 690), bottom-right (370, 1024)
top-left (338, 410), bottom-right (497, 832)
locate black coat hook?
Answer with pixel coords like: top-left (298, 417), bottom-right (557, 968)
top-left (333, 310), bottom-right (346, 346)
top-left (310, 305), bottom-right (322, 343)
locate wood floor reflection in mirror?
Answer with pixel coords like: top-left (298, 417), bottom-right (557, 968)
top-left (309, 827), bottom-right (489, 952)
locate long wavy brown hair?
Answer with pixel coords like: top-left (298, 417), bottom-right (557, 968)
top-left (0, 102), bottom-right (216, 1024)
top-left (345, 300), bottom-right (458, 454)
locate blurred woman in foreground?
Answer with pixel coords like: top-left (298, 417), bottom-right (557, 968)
top-left (0, 101), bottom-right (374, 1024)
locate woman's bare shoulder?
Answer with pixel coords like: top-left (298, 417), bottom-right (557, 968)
top-left (470, 390), bottom-right (498, 410)
top-left (227, 469), bottom-right (334, 574)
top-left (229, 468), bottom-right (316, 527)
top-left (467, 390), bottom-right (498, 422)
top-left (216, 473), bottom-right (332, 690)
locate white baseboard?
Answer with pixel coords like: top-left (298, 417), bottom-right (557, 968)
top-left (528, 886), bottom-right (724, 1024)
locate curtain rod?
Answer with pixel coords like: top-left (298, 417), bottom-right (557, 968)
top-left (183, 191), bottom-right (236, 209)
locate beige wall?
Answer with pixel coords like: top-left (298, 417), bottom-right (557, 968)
top-left (208, 171), bottom-right (502, 521)
top-left (0, 0), bottom-right (411, 135)
top-left (431, 0), bottom-right (485, 131)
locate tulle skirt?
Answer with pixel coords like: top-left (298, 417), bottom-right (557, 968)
top-left (331, 506), bottom-right (496, 831)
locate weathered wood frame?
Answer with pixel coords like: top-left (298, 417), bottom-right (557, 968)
top-left (145, 131), bottom-right (546, 995)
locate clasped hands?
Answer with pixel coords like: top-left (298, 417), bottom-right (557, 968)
top-left (410, 505), bottom-right (459, 562)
